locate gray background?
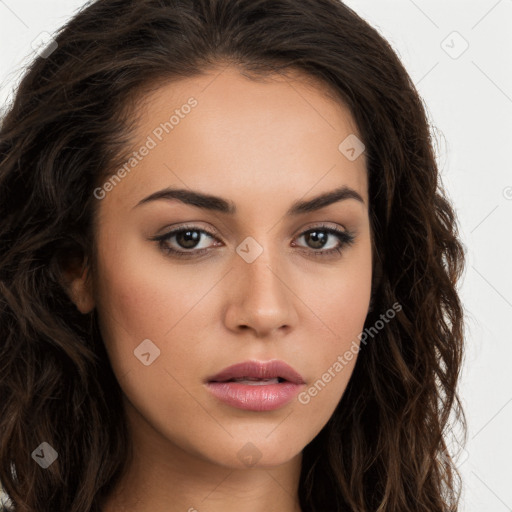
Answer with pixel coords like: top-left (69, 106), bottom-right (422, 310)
top-left (1, 1), bottom-right (511, 510)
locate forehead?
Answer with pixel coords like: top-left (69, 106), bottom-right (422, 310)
top-left (100, 66), bottom-right (368, 215)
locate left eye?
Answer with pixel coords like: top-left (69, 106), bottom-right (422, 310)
top-left (295, 228), bottom-right (348, 251)
top-left (152, 224), bottom-right (355, 258)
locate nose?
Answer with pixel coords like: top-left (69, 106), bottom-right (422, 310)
top-left (223, 248), bottom-right (298, 338)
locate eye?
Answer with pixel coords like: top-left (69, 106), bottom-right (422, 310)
top-left (292, 224), bottom-right (355, 257)
top-left (151, 225), bottom-right (220, 258)
top-left (151, 223), bottom-right (355, 259)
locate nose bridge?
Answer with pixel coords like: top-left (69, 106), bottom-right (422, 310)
top-left (237, 242), bottom-right (285, 302)
top-left (227, 235), bottom-right (297, 333)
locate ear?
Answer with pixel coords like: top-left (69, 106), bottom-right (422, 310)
top-left (61, 256), bottom-right (95, 314)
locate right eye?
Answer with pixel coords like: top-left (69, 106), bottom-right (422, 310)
top-left (151, 225), bottom-right (222, 258)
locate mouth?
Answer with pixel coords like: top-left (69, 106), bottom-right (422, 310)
top-left (206, 359), bottom-right (305, 385)
top-left (205, 360), bottom-right (305, 412)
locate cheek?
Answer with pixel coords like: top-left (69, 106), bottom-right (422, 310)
top-left (296, 234), bottom-right (372, 343)
top-left (291, 240), bottom-right (372, 422)
top-left (94, 252), bottom-right (197, 369)
top-left (292, 294), bottom-right (367, 436)
top-left (92, 229), bottom-right (171, 367)
top-left (92, 227), bottom-right (232, 401)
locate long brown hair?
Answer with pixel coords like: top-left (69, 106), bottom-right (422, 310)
top-left (0, 0), bottom-right (466, 510)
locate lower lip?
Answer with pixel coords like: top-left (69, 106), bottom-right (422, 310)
top-left (205, 381), bottom-right (303, 411)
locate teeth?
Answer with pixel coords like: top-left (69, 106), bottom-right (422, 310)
top-left (231, 377), bottom-right (280, 385)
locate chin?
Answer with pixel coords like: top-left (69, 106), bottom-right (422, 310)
top-left (201, 437), bottom-right (303, 470)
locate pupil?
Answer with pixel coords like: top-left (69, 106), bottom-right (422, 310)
top-left (178, 230), bottom-right (200, 248)
top-left (307, 230), bottom-right (326, 249)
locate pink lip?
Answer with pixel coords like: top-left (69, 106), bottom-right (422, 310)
top-left (205, 360), bottom-right (305, 412)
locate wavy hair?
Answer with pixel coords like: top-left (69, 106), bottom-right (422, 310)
top-left (0, 0), bottom-right (466, 510)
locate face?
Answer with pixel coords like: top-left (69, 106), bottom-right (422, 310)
top-left (87, 66), bottom-right (372, 470)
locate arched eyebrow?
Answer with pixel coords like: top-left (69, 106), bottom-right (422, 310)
top-left (133, 185), bottom-right (364, 215)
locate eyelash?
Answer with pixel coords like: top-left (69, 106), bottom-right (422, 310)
top-left (151, 223), bottom-right (355, 259)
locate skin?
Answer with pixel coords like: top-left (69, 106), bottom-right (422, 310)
top-left (68, 65), bottom-right (372, 512)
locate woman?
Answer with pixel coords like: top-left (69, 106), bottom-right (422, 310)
top-left (0, 0), bottom-right (466, 510)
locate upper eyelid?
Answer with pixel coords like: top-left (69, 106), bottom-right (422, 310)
top-left (158, 220), bottom-right (349, 236)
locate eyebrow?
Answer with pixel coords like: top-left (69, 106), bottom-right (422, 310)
top-left (134, 185), bottom-right (365, 215)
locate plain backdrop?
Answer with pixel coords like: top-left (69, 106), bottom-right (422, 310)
top-left (1, 1), bottom-right (511, 510)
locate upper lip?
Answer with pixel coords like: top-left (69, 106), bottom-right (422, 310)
top-left (206, 360), bottom-right (305, 385)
